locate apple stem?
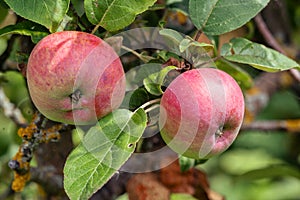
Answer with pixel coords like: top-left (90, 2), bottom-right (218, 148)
top-left (139, 98), bottom-right (161, 110)
top-left (144, 104), bottom-right (160, 114)
top-left (69, 89), bottom-right (82, 104)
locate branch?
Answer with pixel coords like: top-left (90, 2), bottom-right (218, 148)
top-left (30, 166), bottom-right (64, 195)
top-left (242, 119), bottom-right (300, 133)
top-left (0, 87), bottom-right (27, 126)
top-left (254, 13), bottom-right (300, 83)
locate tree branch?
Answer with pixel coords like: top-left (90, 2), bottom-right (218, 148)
top-left (0, 87), bottom-right (27, 126)
top-left (254, 13), bottom-right (300, 83)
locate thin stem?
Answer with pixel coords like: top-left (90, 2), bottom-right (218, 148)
top-left (254, 14), bottom-right (284, 54)
top-left (139, 98), bottom-right (161, 110)
top-left (121, 45), bottom-right (142, 59)
top-left (144, 104), bottom-right (160, 114)
top-left (91, 24), bottom-right (101, 35)
top-left (194, 30), bottom-right (203, 41)
top-left (121, 45), bottom-right (154, 63)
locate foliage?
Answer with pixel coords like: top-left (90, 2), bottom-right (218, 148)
top-left (0, 0), bottom-right (300, 199)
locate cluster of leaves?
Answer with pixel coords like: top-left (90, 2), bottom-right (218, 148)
top-left (1, 0), bottom-right (300, 199)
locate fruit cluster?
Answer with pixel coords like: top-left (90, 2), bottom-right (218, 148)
top-left (26, 31), bottom-right (245, 160)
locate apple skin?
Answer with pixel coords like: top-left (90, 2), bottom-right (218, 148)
top-left (27, 31), bottom-right (126, 125)
top-left (159, 68), bottom-right (244, 159)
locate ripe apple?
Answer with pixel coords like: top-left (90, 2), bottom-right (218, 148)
top-left (27, 31), bottom-right (126, 125)
top-left (159, 68), bottom-right (244, 159)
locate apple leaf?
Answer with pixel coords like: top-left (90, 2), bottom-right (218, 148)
top-left (71, 0), bottom-right (85, 17)
top-left (189, 0), bottom-right (270, 35)
top-left (0, 5), bottom-right (8, 24)
top-left (215, 59), bottom-right (253, 90)
top-left (159, 29), bottom-right (184, 54)
top-left (4, 0), bottom-right (70, 33)
top-left (121, 88), bottom-right (150, 110)
top-left (0, 21), bottom-right (49, 43)
top-left (64, 109), bottom-right (147, 200)
top-left (159, 28), bottom-right (184, 45)
top-left (221, 38), bottom-right (300, 72)
top-left (144, 65), bottom-right (178, 96)
top-left (179, 37), bottom-right (213, 53)
top-left (84, 0), bottom-right (156, 31)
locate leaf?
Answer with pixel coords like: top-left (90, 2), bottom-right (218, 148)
top-left (121, 88), bottom-right (150, 110)
top-left (159, 28), bottom-right (184, 46)
top-left (64, 109), bottom-right (147, 200)
top-left (71, 0), bottom-right (85, 17)
top-left (104, 36), bottom-right (123, 54)
top-left (0, 4), bottom-right (8, 24)
top-left (221, 38), bottom-right (300, 72)
top-left (4, 0), bottom-right (70, 32)
top-left (215, 59), bottom-right (253, 90)
top-left (129, 63), bottom-right (163, 86)
top-left (144, 65), bottom-right (177, 96)
top-left (237, 164), bottom-right (300, 181)
top-left (0, 21), bottom-right (49, 43)
top-left (179, 37), bottom-right (213, 53)
top-left (189, 0), bottom-right (270, 35)
top-left (84, 0), bottom-right (156, 31)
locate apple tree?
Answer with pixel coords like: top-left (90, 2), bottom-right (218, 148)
top-left (0, 0), bottom-right (300, 199)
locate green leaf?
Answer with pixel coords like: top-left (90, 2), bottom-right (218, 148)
top-left (84, 0), bottom-right (156, 31)
top-left (221, 38), bottom-right (300, 72)
top-left (215, 59), bottom-right (253, 90)
top-left (179, 37), bottom-right (213, 53)
top-left (0, 37), bottom-right (7, 56)
top-left (144, 65), bottom-right (177, 96)
top-left (64, 109), bottom-right (147, 200)
top-left (0, 4), bottom-right (8, 24)
top-left (159, 28), bottom-right (184, 46)
top-left (4, 0), bottom-right (70, 32)
top-left (121, 88), bottom-right (150, 110)
top-left (71, 0), bottom-right (85, 17)
top-left (237, 165), bottom-right (300, 181)
top-left (189, 0), bottom-right (270, 35)
top-left (0, 21), bottom-right (49, 43)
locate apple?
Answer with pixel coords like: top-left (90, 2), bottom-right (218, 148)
top-left (159, 68), bottom-right (244, 159)
top-left (27, 31), bottom-right (126, 125)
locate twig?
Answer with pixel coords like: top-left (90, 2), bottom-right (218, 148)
top-left (254, 13), bottom-right (300, 82)
top-left (193, 30), bottom-right (203, 41)
top-left (91, 24), bottom-right (101, 35)
top-left (242, 119), bottom-right (300, 133)
top-left (121, 45), bottom-right (154, 63)
top-left (0, 87), bottom-right (26, 126)
top-left (139, 98), bottom-right (161, 110)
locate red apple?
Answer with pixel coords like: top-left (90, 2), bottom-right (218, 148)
top-left (27, 31), bottom-right (126, 125)
top-left (159, 68), bottom-right (244, 159)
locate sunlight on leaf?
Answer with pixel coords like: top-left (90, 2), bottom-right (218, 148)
top-left (64, 109), bottom-right (147, 200)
